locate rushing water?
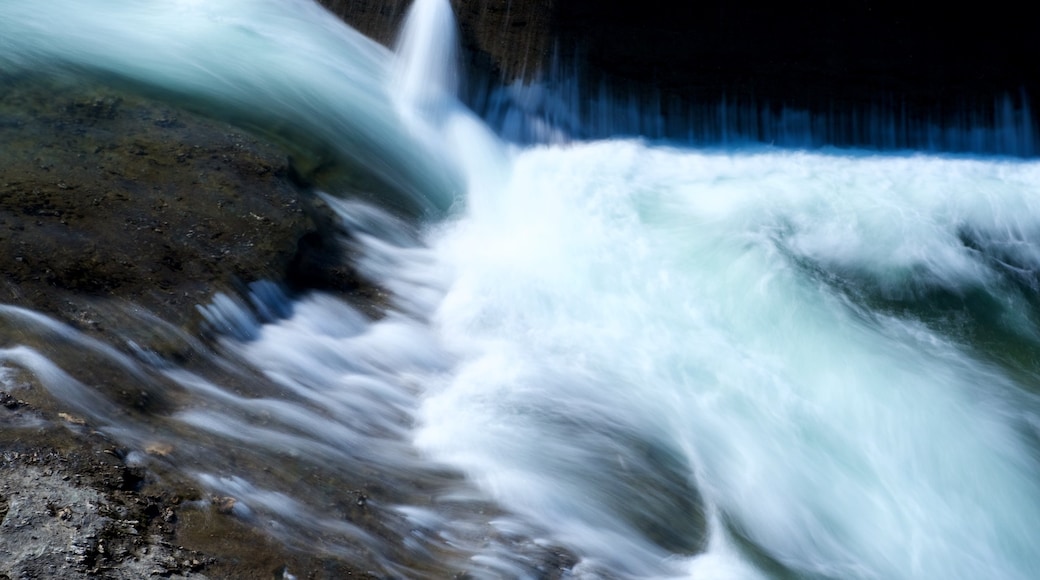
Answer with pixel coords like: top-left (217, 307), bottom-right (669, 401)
top-left (3, 0), bottom-right (1040, 578)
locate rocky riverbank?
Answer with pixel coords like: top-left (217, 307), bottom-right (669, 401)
top-left (0, 393), bottom-right (375, 580)
top-left (0, 68), bottom-right (576, 578)
top-left (0, 74), bottom-right (385, 579)
top-left (0, 73), bottom-right (375, 347)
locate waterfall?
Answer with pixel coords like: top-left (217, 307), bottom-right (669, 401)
top-left (394, 0), bottom-right (460, 109)
top-left (3, 1), bottom-right (1040, 578)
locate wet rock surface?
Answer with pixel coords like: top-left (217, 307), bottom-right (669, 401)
top-left (0, 73), bottom-right (577, 578)
top-left (0, 73), bottom-right (370, 346)
top-left (0, 75), bottom-right (381, 578)
top-left (0, 445), bottom-right (206, 579)
top-left (0, 393), bottom-right (381, 579)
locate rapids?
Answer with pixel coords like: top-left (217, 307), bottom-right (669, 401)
top-left (2, 0), bottom-right (1040, 578)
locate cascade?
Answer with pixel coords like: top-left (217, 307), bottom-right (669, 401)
top-left (1, 1), bottom-right (1040, 579)
top-left (394, 0), bottom-right (460, 109)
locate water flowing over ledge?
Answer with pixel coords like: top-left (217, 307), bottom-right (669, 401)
top-left (473, 57), bottom-right (1038, 155)
top-left (2, 1), bottom-right (1040, 579)
top-left (0, 0), bottom-right (463, 216)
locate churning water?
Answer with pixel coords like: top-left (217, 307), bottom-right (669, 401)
top-left (3, 0), bottom-right (1040, 578)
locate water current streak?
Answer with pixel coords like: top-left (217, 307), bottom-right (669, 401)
top-left (2, 1), bottom-right (1040, 579)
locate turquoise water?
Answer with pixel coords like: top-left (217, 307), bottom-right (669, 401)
top-left (3, 1), bottom-right (1040, 578)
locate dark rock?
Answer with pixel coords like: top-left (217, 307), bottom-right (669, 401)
top-left (0, 75), bottom-right (395, 577)
top-left (0, 409), bottom-right (375, 579)
top-left (320, 0), bottom-right (554, 81)
top-left (0, 73), bottom-right (368, 346)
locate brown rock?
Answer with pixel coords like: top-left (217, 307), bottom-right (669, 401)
top-left (0, 73), bottom-right (366, 346)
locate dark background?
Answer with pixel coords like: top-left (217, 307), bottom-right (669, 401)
top-left (552, 1), bottom-right (1037, 108)
top-left (320, 0), bottom-right (1038, 140)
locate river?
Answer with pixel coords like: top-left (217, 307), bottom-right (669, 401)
top-left (2, 1), bottom-right (1040, 578)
